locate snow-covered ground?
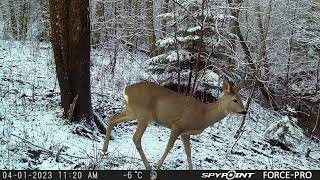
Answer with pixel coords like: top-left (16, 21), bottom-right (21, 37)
top-left (0, 41), bottom-right (319, 170)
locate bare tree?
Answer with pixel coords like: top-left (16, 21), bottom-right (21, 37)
top-left (255, 0), bottom-right (272, 81)
top-left (160, 0), bottom-right (170, 38)
top-left (19, 0), bottom-right (29, 41)
top-left (92, 1), bottom-right (105, 48)
top-left (9, 0), bottom-right (18, 39)
top-left (40, 0), bottom-right (50, 41)
top-left (228, 0), bottom-right (278, 110)
top-left (146, 0), bottom-right (157, 57)
top-left (49, 0), bottom-right (104, 132)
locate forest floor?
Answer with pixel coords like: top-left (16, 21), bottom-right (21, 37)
top-left (0, 40), bottom-right (320, 170)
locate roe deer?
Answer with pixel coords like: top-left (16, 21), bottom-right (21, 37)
top-left (102, 80), bottom-right (246, 170)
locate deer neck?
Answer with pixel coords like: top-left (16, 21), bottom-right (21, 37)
top-left (205, 99), bottom-right (228, 126)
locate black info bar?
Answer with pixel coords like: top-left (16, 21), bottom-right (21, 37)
top-left (0, 170), bottom-right (319, 180)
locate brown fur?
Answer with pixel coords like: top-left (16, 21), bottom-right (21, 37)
top-left (102, 80), bottom-right (246, 170)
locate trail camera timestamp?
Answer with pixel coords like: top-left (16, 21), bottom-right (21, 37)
top-left (1, 171), bottom-right (98, 180)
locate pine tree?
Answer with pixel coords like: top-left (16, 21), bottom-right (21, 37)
top-left (149, 0), bottom-right (232, 96)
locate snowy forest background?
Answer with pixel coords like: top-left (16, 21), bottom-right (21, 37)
top-left (0, 0), bottom-right (320, 170)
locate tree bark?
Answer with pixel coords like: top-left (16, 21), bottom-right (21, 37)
top-left (49, 0), bottom-right (101, 129)
top-left (146, 0), bottom-right (157, 57)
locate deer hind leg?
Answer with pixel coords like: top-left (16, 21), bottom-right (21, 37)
top-left (133, 119), bottom-right (151, 170)
top-left (102, 111), bottom-right (135, 153)
top-left (181, 135), bottom-right (193, 170)
top-left (156, 126), bottom-right (180, 170)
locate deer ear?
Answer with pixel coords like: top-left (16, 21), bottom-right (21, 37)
top-left (234, 80), bottom-right (245, 92)
top-left (223, 80), bottom-right (232, 94)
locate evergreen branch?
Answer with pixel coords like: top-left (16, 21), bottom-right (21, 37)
top-left (171, 0), bottom-right (203, 28)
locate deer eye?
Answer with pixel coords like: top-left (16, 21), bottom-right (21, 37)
top-left (233, 99), bottom-right (238, 103)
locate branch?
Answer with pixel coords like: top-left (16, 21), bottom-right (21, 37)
top-left (234, 78), bottom-right (258, 139)
top-left (11, 133), bottom-right (87, 163)
top-left (11, 134), bottom-right (53, 155)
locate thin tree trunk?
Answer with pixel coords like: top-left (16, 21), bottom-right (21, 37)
top-left (40, 0), bottom-right (50, 41)
top-left (172, 1), bottom-right (181, 93)
top-left (316, 48), bottom-right (320, 94)
top-left (285, 1), bottom-right (298, 103)
top-left (285, 35), bottom-right (293, 103)
top-left (228, 0), bottom-right (238, 52)
top-left (9, 0), bottom-right (18, 40)
top-left (133, 0), bottom-right (140, 49)
top-left (227, 0), bottom-right (237, 69)
top-left (0, 1), bottom-right (8, 24)
top-left (19, 0), bottom-right (29, 41)
top-left (161, 0), bottom-right (169, 38)
top-left (111, 1), bottom-right (118, 77)
top-left (92, 1), bottom-right (105, 48)
top-left (146, 0), bottom-right (157, 57)
top-left (134, 0), bottom-right (140, 15)
top-left (228, 0), bottom-right (278, 110)
top-left (190, 0), bottom-right (206, 96)
top-left (255, 0), bottom-right (272, 80)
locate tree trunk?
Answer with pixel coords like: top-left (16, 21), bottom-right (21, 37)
top-left (146, 0), bottom-right (157, 57)
top-left (9, 0), bottom-right (18, 40)
top-left (228, 0), bottom-right (238, 51)
top-left (39, 0), bottom-right (50, 42)
top-left (228, 0), bottom-right (242, 69)
top-left (19, 0), bottom-right (29, 41)
top-left (0, 1), bottom-right (7, 24)
top-left (160, 0), bottom-right (169, 38)
top-left (172, 1), bottom-right (181, 93)
top-left (92, 1), bottom-right (105, 48)
top-left (255, 0), bottom-right (272, 81)
top-left (49, 0), bottom-right (102, 130)
top-left (316, 48), bottom-right (320, 94)
top-left (190, 0), bottom-right (206, 96)
top-left (228, 0), bottom-right (278, 110)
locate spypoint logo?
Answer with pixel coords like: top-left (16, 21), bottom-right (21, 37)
top-left (201, 170), bottom-right (255, 179)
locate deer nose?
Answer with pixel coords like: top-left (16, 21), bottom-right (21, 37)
top-left (239, 110), bottom-right (247, 115)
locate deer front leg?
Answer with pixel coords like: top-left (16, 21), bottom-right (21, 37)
top-left (156, 127), bottom-right (180, 170)
top-left (133, 120), bottom-right (151, 170)
top-left (102, 111), bottom-right (134, 153)
top-left (181, 135), bottom-right (192, 170)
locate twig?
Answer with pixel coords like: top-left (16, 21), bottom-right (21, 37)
top-left (11, 134), bottom-right (53, 155)
top-left (234, 78), bottom-right (257, 139)
top-left (10, 133), bottom-right (80, 163)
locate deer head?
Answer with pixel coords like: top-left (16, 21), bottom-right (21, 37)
top-left (220, 80), bottom-right (247, 115)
